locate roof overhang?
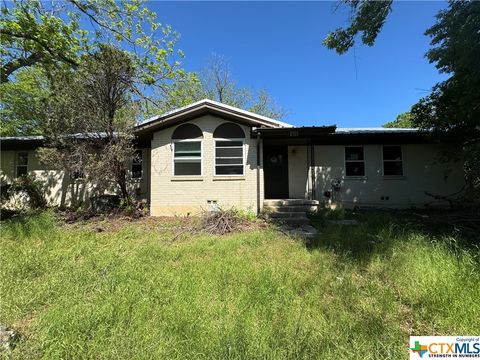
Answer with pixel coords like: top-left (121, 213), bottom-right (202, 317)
top-left (134, 99), bottom-right (292, 137)
top-left (256, 127), bottom-right (430, 145)
top-left (0, 136), bottom-right (45, 150)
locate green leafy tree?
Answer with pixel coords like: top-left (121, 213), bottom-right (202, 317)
top-left (323, 0), bottom-right (393, 54)
top-left (326, 1), bottom-right (480, 201)
top-left (155, 53), bottom-right (286, 119)
top-left (38, 46), bottom-right (139, 205)
top-left (199, 54), bottom-right (286, 119)
top-left (0, 0), bottom-right (189, 100)
top-left (1, 0), bottom-right (196, 134)
top-left (411, 1), bottom-right (480, 199)
top-left (383, 112), bottom-right (414, 128)
top-left (0, 66), bottom-right (49, 136)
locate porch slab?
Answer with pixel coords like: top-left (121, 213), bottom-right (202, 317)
top-left (263, 199), bottom-right (320, 206)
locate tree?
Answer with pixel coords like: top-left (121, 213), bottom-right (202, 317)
top-left (411, 1), bottom-right (479, 142)
top-left (383, 112), bottom-right (414, 128)
top-left (323, 0), bottom-right (392, 54)
top-left (1, 0), bottom-right (196, 135)
top-left (38, 46), bottom-right (139, 205)
top-left (326, 1), bottom-right (480, 201)
top-left (198, 54), bottom-right (286, 119)
top-left (154, 53), bottom-right (286, 119)
top-left (411, 1), bottom-right (480, 198)
top-left (0, 66), bottom-right (49, 136)
top-left (0, 0), bottom-right (189, 104)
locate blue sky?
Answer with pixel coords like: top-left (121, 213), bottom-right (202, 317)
top-left (151, 1), bottom-right (448, 127)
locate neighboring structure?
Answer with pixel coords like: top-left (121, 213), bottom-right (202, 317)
top-left (0, 99), bottom-right (465, 215)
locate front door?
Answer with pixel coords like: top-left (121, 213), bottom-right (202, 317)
top-left (264, 145), bottom-right (289, 199)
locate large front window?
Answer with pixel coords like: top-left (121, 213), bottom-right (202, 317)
top-left (215, 140), bottom-right (244, 175)
top-left (213, 122), bottom-right (246, 176)
top-left (173, 141), bottom-right (202, 175)
top-left (172, 123), bottom-right (203, 176)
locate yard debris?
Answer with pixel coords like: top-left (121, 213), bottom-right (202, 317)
top-left (170, 208), bottom-right (264, 240)
top-left (199, 208), bottom-right (259, 235)
top-left (0, 325), bottom-right (20, 352)
top-left (58, 198), bottom-right (149, 226)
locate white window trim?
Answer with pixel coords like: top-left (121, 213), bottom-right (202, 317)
top-left (132, 149), bottom-right (143, 180)
top-left (172, 139), bottom-right (203, 177)
top-left (344, 146), bottom-right (366, 178)
top-left (213, 138), bottom-right (245, 177)
top-left (15, 151), bottom-right (29, 178)
top-left (382, 145), bottom-right (404, 177)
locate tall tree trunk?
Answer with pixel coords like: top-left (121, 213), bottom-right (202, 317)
top-left (116, 166), bottom-right (130, 206)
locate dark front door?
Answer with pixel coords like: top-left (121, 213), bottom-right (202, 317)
top-left (264, 145), bottom-right (289, 199)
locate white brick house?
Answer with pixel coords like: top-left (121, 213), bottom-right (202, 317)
top-left (1, 99), bottom-right (465, 215)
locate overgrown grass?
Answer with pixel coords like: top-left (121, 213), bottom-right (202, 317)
top-left (1, 210), bottom-right (479, 359)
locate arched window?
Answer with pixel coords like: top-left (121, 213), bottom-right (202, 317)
top-left (213, 123), bottom-right (245, 176)
top-left (172, 123), bottom-right (203, 176)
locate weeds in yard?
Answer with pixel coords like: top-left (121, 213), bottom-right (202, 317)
top-left (1, 210), bottom-right (479, 359)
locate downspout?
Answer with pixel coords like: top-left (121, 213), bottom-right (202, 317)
top-left (311, 141), bottom-right (316, 200)
top-left (306, 142), bottom-right (311, 200)
top-left (256, 131), bottom-right (261, 214)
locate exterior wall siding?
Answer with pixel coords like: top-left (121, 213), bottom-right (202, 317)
top-left (285, 144), bottom-right (464, 208)
top-left (288, 145), bottom-right (309, 199)
top-left (150, 114), bottom-right (262, 216)
top-left (0, 148), bottom-right (151, 208)
top-left (1, 133), bottom-right (465, 212)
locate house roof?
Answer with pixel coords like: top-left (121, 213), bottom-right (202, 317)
top-left (0, 103), bottom-right (429, 148)
top-left (1, 136), bottom-right (45, 150)
top-left (134, 99), bottom-right (293, 136)
top-left (335, 127), bottom-right (419, 134)
top-left (255, 126), bottom-right (428, 145)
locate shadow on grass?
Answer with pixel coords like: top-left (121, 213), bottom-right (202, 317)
top-left (306, 209), bottom-right (479, 266)
top-left (0, 210), bottom-right (56, 240)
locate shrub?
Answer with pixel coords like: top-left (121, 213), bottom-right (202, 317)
top-left (3, 175), bottom-right (47, 210)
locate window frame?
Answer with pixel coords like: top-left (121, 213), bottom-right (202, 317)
top-left (344, 146), bottom-right (366, 178)
top-left (172, 139), bottom-right (203, 177)
top-left (382, 145), bottom-right (404, 177)
top-left (131, 149), bottom-right (143, 179)
top-left (214, 138), bottom-right (245, 177)
top-left (15, 151), bottom-right (29, 178)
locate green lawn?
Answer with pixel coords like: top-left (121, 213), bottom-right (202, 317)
top-left (1, 210), bottom-right (479, 359)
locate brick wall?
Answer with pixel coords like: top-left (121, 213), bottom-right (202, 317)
top-left (150, 114), bottom-right (263, 216)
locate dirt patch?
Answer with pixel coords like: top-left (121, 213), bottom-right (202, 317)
top-left (58, 210), bottom-right (198, 233)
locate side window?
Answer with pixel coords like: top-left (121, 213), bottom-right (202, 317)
top-left (172, 123), bottom-right (203, 176)
top-left (345, 147), bottom-right (365, 177)
top-left (16, 152), bottom-right (28, 178)
top-left (132, 150), bottom-right (143, 179)
top-left (383, 146), bottom-right (403, 176)
top-left (213, 123), bottom-right (245, 176)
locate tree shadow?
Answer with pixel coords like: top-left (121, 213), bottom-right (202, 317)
top-left (0, 210), bottom-right (53, 239)
top-left (306, 209), bottom-right (479, 267)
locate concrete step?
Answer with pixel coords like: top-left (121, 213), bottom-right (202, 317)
top-left (267, 211), bottom-right (307, 219)
top-left (271, 217), bottom-right (311, 226)
top-left (263, 199), bottom-right (320, 207)
top-left (264, 205), bottom-right (318, 213)
top-left (281, 224), bottom-right (318, 239)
